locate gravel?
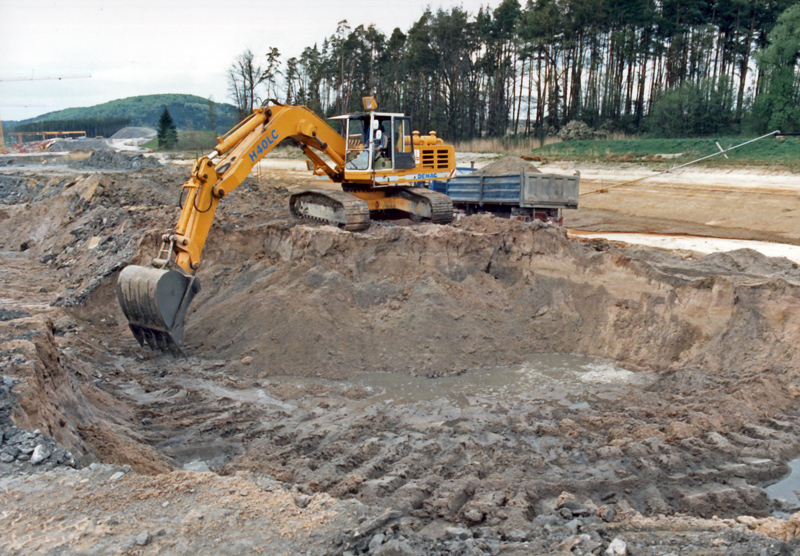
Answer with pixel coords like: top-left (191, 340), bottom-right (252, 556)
top-left (0, 377), bottom-right (78, 475)
top-left (72, 150), bottom-right (162, 170)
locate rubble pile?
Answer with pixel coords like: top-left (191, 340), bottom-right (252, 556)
top-left (75, 150), bottom-right (162, 170)
top-left (47, 137), bottom-right (111, 152)
top-left (0, 369), bottom-right (78, 474)
top-left (0, 139), bottom-right (59, 154)
top-left (0, 423), bottom-right (78, 473)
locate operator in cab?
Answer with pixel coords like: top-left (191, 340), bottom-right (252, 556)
top-left (374, 119), bottom-right (392, 169)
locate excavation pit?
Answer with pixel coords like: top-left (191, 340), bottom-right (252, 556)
top-left (3, 164), bottom-right (800, 553)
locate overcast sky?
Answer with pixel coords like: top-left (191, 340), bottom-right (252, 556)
top-left (0, 0), bottom-right (502, 122)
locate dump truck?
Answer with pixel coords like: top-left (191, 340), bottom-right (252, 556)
top-left (432, 166), bottom-right (579, 225)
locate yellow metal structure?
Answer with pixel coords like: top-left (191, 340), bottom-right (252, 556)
top-left (362, 96), bottom-right (378, 111)
top-left (117, 99), bottom-right (456, 353)
top-left (10, 130), bottom-right (87, 143)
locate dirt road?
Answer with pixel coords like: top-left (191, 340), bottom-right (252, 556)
top-left (2, 156), bottom-right (800, 555)
top-left (564, 164), bottom-right (800, 245)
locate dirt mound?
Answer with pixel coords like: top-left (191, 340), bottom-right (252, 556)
top-left (183, 218), bottom-right (800, 381)
top-left (110, 126), bottom-right (157, 140)
top-left (629, 246), bottom-right (800, 281)
top-left (73, 150), bottom-right (163, 170)
top-left (689, 248), bottom-right (799, 276)
top-left (477, 156), bottom-right (540, 175)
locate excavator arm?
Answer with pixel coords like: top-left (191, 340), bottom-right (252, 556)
top-left (172, 103), bottom-right (346, 272)
top-left (117, 103), bottom-right (349, 353)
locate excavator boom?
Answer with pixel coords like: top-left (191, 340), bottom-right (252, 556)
top-left (117, 99), bottom-right (455, 353)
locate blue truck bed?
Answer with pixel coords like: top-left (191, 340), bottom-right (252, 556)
top-left (432, 167), bottom-right (580, 225)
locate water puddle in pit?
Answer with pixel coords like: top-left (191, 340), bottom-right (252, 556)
top-left (272, 353), bottom-right (649, 407)
top-left (765, 457), bottom-right (800, 514)
top-left (355, 354), bottom-right (646, 405)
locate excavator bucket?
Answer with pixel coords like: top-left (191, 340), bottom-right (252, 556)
top-left (117, 265), bottom-right (200, 355)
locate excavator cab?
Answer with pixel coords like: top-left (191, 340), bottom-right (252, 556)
top-left (336, 112), bottom-right (415, 176)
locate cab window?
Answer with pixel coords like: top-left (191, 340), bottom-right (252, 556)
top-left (345, 117), bottom-right (370, 170)
top-left (393, 117), bottom-right (415, 170)
top-left (394, 118), bottom-right (411, 154)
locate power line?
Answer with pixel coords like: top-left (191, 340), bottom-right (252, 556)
top-left (581, 131), bottom-right (782, 197)
top-left (0, 73), bottom-right (91, 82)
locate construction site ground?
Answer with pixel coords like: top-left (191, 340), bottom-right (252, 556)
top-left (2, 150), bottom-right (800, 555)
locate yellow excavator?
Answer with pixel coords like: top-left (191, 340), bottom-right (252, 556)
top-left (117, 97), bottom-right (456, 354)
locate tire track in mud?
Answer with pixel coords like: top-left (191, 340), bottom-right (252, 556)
top-left (91, 354), bottom-right (799, 525)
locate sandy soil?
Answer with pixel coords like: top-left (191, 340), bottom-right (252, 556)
top-left (562, 164), bottom-right (800, 245)
top-left (226, 158), bottom-right (800, 247)
top-left (2, 156), bottom-right (800, 555)
top-left (573, 165), bottom-right (800, 193)
top-left (569, 232), bottom-right (800, 265)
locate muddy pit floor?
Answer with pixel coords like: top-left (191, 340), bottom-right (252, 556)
top-left (2, 158), bottom-right (800, 554)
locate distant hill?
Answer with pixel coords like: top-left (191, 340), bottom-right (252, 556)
top-left (7, 94), bottom-right (239, 132)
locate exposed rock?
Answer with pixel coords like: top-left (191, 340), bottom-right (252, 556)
top-left (73, 150), bottom-right (162, 170)
top-left (30, 444), bottom-right (50, 465)
top-left (373, 540), bottom-right (420, 556)
top-left (135, 531), bottom-right (151, 546)
top-left (606, 537), bottom-right (627, 556)
top-left (557, 120), bottom-right (606, 141)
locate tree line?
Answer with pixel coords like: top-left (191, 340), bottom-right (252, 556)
top-left (13, 116), bottom-right (132, 138)
top-left (228, 0), bottom-right (800, 139)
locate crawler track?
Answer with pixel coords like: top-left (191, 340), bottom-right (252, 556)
top-left (396, 187), bottom-right (454, 224)
top-left (289, 188), bottom-right (371, 231)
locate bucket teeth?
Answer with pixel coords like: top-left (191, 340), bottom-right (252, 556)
top-left (117, 265), bottom-right (200, 355)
